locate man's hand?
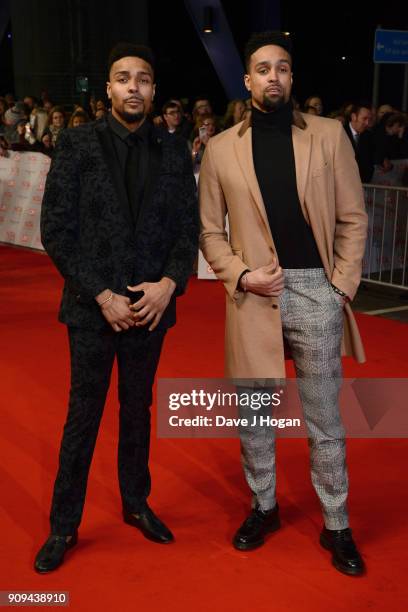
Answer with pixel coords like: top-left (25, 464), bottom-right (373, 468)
top-left (95, 289), bottom-right (135, 332)
top-left (128, 277), bottom-right (176, 331)
top-left (242, 264), bottom-right (284, 297)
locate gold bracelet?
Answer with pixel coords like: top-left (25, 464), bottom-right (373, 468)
top-left (98, 291), bottom-right (113, 307)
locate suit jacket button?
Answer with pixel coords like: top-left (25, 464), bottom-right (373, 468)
top-left (272, 304), bottom-right (278, 309)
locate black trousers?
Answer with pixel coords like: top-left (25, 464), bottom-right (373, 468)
top-left (49, 325), bottom-right (166, 535)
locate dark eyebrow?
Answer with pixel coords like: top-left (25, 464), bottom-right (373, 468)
top-left (255, 59), bottom-right (291, 68)
top-left (113, 70), bottom-right (152, 78)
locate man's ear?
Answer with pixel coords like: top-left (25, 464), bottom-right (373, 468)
top-left (106, 82), bottom-right (111, 100)
top-left (244, 74), bottom-right (251, 92)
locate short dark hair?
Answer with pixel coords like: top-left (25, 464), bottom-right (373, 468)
top-left (162, 101), bottom-right (179, 115)
top-left (244, 31), bottom-right (292, 71)
top-left (385, 112), bottom-right (406, 128)
top-left (107, 42), bottom-right (155, 77)
top-left (350, 101), bottom-right (371, 117)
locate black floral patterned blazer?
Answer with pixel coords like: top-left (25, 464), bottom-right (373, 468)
top-left (41, 117), bottom-right (199, 330)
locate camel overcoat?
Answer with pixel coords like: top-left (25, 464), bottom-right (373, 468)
top-left (199, 111), bottom-right (368, 380)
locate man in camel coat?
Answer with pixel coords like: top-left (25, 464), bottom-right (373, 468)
top-left (199, 31), bottom-right (367, 576)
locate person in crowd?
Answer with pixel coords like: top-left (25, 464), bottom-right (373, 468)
top-left (199, 30), bottom-right (367, 577)
top-left (164, 98), bottom-right (193, 138)
top-left (4, 93), bottom-right (15, 108)
top-left (305, 105), bottom-right (318, 115)
top-left (222, 99), bottom-right (246, 129)
top-left (68, 109), bottom-right (90, 128)
top-left (43, 105), bottom-right (66, 147)
top-left (9, 119), bottom-right (48, 154)
top-left (192, 97), bottom-right (213, 124)
top-left (3, 101), bottom-right (28, 144)
top-left (304, 95), bottom-right (323, 115)
top-left (95, 107), bottom-right (107, 120)
top-left (191, 113), bottom-right (218, 172)
top-left (327, 110), bottom-right (345, 124)
top-left (30, 106), bottom-right (49, 142)
top-left (374, 112), bottom-right (407, 172)
top-left (376, 104), bottom-right (394, 124)
top-left (96, 99), bottom-right (107, 112)
top-left (43, 100), bottom-right (54, 113)
top-left (344, 102), bottom-right (374, 182)
top-left (161, 100), bottom-right (183, 134)
top-left (34, 41), bottom-right (198, 574)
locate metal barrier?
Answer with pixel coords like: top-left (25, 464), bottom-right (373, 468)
top-left (362, 184), bottom-right (408, 290)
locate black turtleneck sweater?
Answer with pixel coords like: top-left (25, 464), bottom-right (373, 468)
top-left (251, 102), bottom-right (322, 269)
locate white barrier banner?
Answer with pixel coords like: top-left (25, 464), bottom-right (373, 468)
top-left (0, 151), bottom-right (50, 250)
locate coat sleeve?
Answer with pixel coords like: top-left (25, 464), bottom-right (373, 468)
top-left (199, 138), bottom-right (249, 301)
top-left (40, 130), bottom-right (107, 301)
top-left (162, 141), bottom-right (199, 296)
top-left (331, 122), bottom-right (368, 300)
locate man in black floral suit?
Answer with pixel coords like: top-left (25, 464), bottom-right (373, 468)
top-left (34, 43), bottom-right (198, 573)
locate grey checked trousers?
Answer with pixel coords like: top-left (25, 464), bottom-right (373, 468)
top-left (238, 268), bottom-right (349, 530)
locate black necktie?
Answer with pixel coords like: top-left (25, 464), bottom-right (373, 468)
top-left (125, 132), bottom-right (142, 225)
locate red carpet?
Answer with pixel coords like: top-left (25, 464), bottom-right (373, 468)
top-left (1, 244), bottom-right (407, 611)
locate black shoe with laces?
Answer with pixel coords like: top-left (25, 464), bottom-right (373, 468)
top-left (233, 503), bottom-right (280, 551)
top-left (123, 505), bottom-right (174, 544)
top-left (34, 531), bottom-right (78, 573)
top-left (320, 527), bottom-right (365, 576)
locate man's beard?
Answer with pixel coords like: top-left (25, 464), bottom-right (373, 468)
top-left (117, 108), bottom-right (145, 124)
top-left (262, 93), bottom-right (286, 112)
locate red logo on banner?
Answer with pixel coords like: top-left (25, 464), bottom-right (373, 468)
top-left (0, 204), bottom-right (7, 211)
top-left (24, 221), bottom-right (34, 229)
top-left (22, 180), bottom-right (31, 190)
top-left (10, 167), bottom-right (19, 176)
top-left (28, 208), bottom-right (36, 215)
top-left (13, 206), bottom-right (23, 213)
top-left (21, 234), bottom-right (29, 242)
top-left (28, 155), bottom-right (38, 162)
top-left (32, 195), bottom-right (42, 203)
top-left (6, 231), bottom-right (15, 241)
top-left (7, 180), bottom-right (15, 187)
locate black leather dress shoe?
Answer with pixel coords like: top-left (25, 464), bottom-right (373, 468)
top-left (320, 527), bottom-right (365, 576)
top-left (123, 506), bottom-right (174, 543)
top-left (233, 504), bottom-right (280, 551)
top-left (34, 531), bottom-right (78, 573)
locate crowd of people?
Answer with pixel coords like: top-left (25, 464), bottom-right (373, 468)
top-left (1, 89), bottom-right (407, 184)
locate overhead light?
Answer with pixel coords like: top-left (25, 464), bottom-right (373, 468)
top-left (203, 6), bottom-right (213, 33)
top-left (341, 56), bottom-right (346, 60)
top-left (283, 31), bottom-right (290, 36)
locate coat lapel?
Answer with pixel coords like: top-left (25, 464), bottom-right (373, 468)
top-left (95, 119), bottom-right (133, 227)
top-left (292, 123), bottom-right (312, 218)
top-left (234, 118), bottom-right (274, 248)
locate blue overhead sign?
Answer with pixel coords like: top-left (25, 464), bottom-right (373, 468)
top-left (374, 29), bottom-right (408, 64)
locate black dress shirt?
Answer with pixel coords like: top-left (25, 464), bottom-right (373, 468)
top-left (107, 112), bottom-right (150, 225)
